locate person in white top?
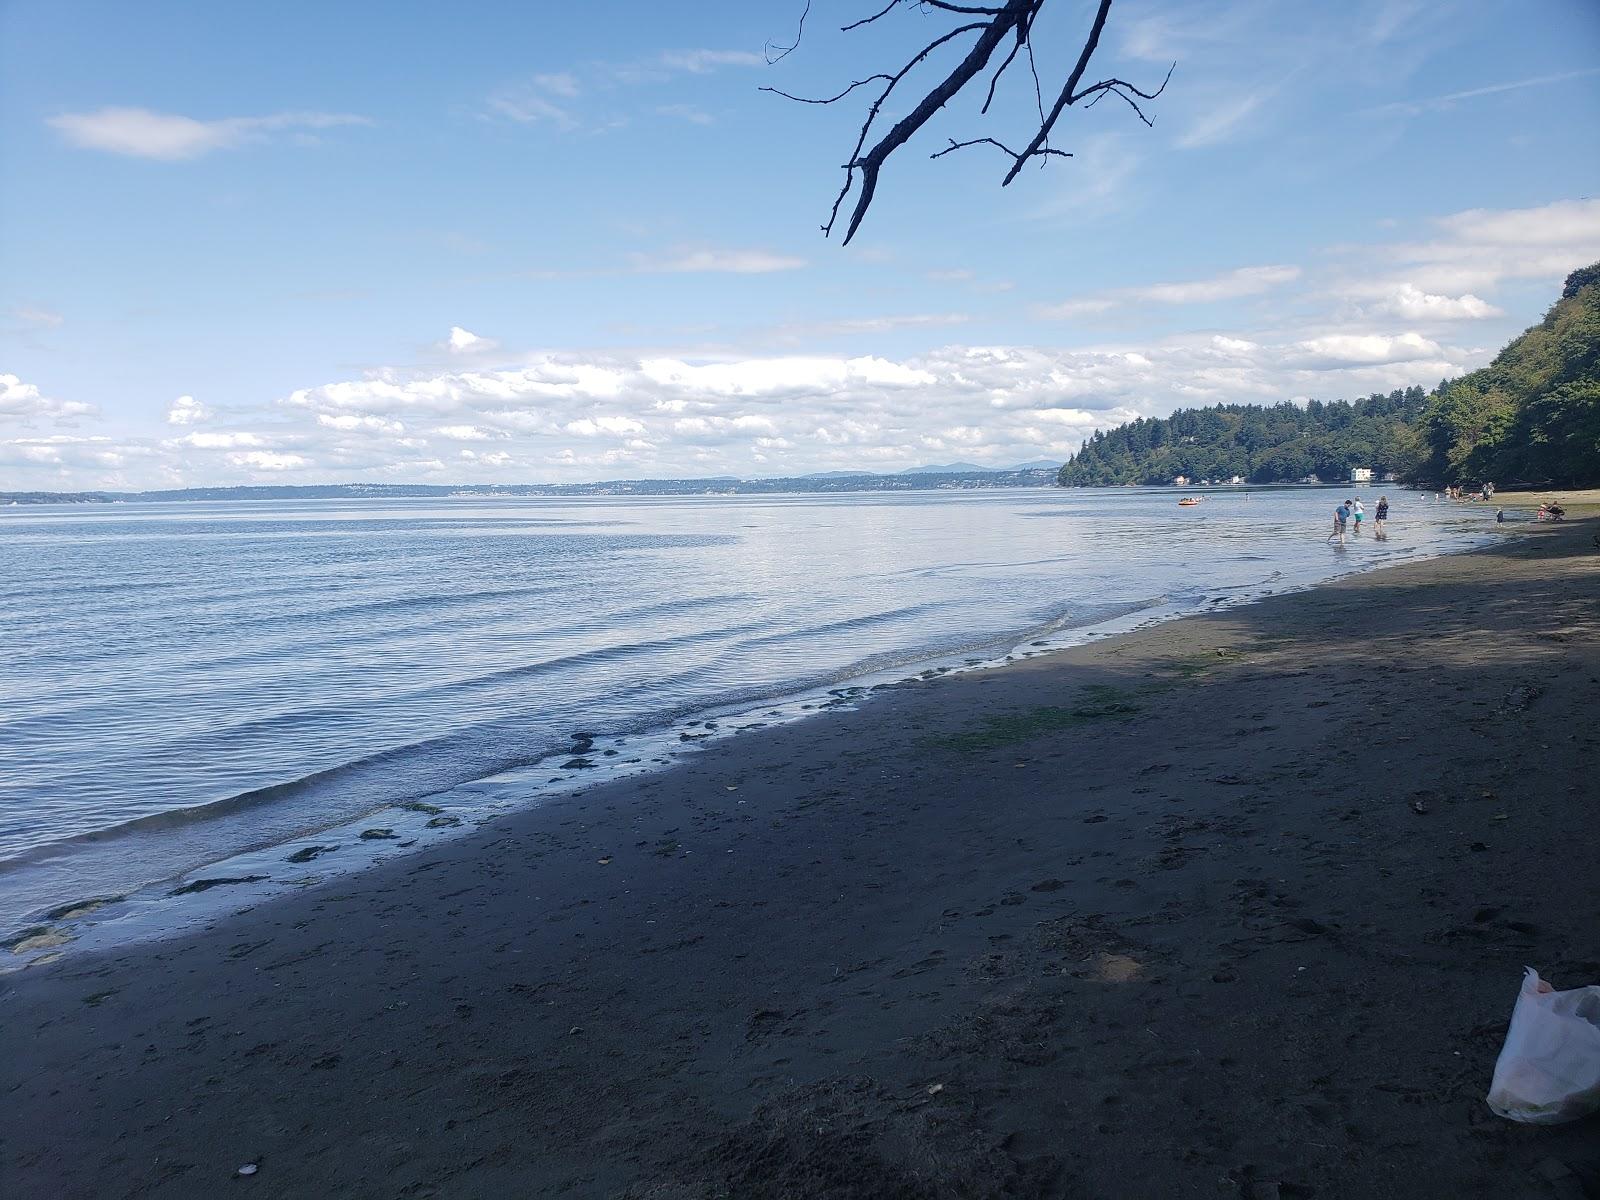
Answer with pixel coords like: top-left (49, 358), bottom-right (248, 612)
top-left (1351, 497), bottom-right (1364, 535)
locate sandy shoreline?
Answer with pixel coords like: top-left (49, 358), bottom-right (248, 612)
top-left (4, 521), bottom-right (1598, 1198)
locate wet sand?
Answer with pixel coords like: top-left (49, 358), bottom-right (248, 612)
top-left (4, 520), bottom-right (1598, 1199)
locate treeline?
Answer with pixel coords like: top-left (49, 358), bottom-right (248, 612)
top-left (1057, 390), bottom-right (1426, 486)
top-left (1058, 263), bottom-right (1600, 489)
top-left (1412, 263), bottom-right (1599, 488)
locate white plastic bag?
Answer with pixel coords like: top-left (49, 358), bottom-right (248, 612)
top-left (1487, 967), bottom-right (1600, 1124)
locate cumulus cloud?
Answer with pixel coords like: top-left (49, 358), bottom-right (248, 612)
top-left (175, 431), bottom-right (271, 449)
top-left (166, 395), bottom-right (213, 425)
top-left (250, 333), bottom-right (1475, 482)
top-left (225, 451), bottom-right (310, 471)
top-left (1367, 284), bottom-right (1501, 321)
top-left (446, 326), bottom-right (498, 355)
top-left (565, 415), bottom-right (647, 436)
top-left (0, 373), bottom-right (97, 422)
top-left (8, 317), bottom-right (1487, 489)
top-left (47, 107), bottom-right (370, 160)
top-left (1291, 332), bottom-right (1442, 368)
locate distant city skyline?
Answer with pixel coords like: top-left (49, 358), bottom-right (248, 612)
top-left (3, 0), bottom-right (1599, 488)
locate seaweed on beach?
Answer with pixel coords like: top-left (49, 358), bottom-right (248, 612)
top-left (928, 686), bottom-right (1141, 753)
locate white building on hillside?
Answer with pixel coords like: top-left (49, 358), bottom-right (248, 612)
top-left (1350, 467), bottom-right (1373, 483)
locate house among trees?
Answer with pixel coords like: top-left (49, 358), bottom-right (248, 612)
top-left (1350, 467), bottom-right (1373, 483)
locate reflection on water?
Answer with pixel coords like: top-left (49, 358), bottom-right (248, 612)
top-left (0, 487), bottom-right (1496, 918)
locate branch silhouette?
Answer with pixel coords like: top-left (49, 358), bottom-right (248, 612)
top-left (764, 0), bottom-right (1173, 243)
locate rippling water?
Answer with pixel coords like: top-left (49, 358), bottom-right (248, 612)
top-left (0, 487), bottom-right (1498, 924)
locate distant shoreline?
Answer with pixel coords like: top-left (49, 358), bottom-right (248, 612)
top-left (3, 476), bottom-right (1430, 507)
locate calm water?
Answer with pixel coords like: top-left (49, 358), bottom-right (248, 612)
top-left (0, 487), bottom-right (1498, 926)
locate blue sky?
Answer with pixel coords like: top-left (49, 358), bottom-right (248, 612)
top-left (3, 0), bottom-right (1599, 487)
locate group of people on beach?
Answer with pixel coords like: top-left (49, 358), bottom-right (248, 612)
top-left (1439, 482), bottom-right (1494, 502)
top-left (1331, 495), bottom-right (1388, 545)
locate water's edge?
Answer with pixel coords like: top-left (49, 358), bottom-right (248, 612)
top-left (1, 524), bottom-right (1505, 969)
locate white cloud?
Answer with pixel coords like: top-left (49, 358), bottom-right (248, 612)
top-left (565, 415), bottom-right (647, 436)
top-left (432, 425), bottom-right (505, 442)
top-left (165, 395), bottom-right (213, 425)
top-left (47, 107), bottom-right (370, 160)
top-left (1130, 265), bottom-right (1301, 303)
top-left (315, 413), bottom-right (404, 433)
top-left (1040, 264), bottom-right (1300, 317)
top-left (225, 451), bottom-right (309, 471)
top-left (630, 248), bottom-right (807, 274)
top-left (1363, 198), bottom-right (1600, 294)
top-left (0, 372), bottom-right (97, 422)
top-left (0, 434), bottom-right (137, 471)
top-left (176, 430), bottom-right (271, 449)
top-left (638, 355), bottom-right (936, 396)
top-left (1291, 331), bottom-right (1442, 367)
top-left (1368, 284), bottom-right (1500, 321)
top-left (446, 326), bottom-right (498, 355)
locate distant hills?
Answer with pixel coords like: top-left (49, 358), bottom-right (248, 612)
top-left (1059, 263), bottom-right (1600, 490)
top-left (900, 460), bottom-right (1064, 475)
top-left (2, 465), bottom-right (1062, 507)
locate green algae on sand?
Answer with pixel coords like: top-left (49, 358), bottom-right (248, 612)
top-left (928, 685), bottom-right (1142, 753)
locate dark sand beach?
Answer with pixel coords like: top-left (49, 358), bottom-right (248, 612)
top-left (4, 520), bottom-right (1598, 1199)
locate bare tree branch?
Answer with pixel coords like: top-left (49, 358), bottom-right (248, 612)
top-left (765, 0), bottom-right (1173, 243)
top-left (822, 18), bottom-right (998, 241)
top-left (760, 75), bottom-right (895, 106)
top-left (930, 136), bottom-right (1071, 164)
top-left (841, 0), bottom-right (902, 33)
top-left (764, 0), bottom-right (810, 65)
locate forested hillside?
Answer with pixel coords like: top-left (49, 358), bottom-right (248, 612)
top-left (1057, 390), bottom-right (1427, 486)
top-left (1058, 264), bottom-right (1600, 489)
top-left (1412, 263), bottom-right (1600, 487)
